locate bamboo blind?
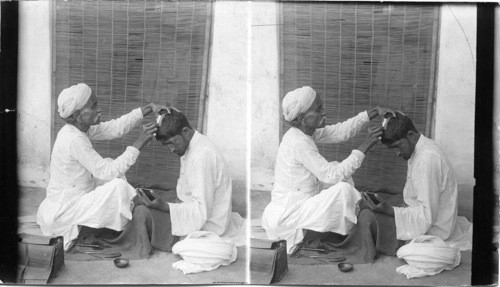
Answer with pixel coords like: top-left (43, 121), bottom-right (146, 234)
top-left (280, 3), bottom-right (439, 192)
top-left (53, 0), bottom-right (212, 189)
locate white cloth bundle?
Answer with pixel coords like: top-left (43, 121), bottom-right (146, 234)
top-left (57, 83), bottom-right (92, 118)
top-left (282, 86), bottom-right (316, 122)
top-left (171, 231), bottom-right (238, 274)
top-left (396, 235), bottom-right (461, 279)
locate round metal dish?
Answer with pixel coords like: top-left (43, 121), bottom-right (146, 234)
top-left (114, 258), bottom-right (129, 268)
top-left (338, 262), bottom-right (353, 272)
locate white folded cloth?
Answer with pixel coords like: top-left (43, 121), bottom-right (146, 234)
top-left (172, 231), bottom-right (238, 274)
top-left (396, 235), bottom-right (461, 279)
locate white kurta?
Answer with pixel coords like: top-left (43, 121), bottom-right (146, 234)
top-left (393, 135), bottom-right (472, 251)
top-left (37, 108), bottom-right (143, 249)
top-left (168, 131), bottom-right (243, 244)
top-left (262, 111), bottom-right (370, 253)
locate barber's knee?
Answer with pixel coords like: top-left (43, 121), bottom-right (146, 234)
top-left (335, 182), bottom-right (353, 191)
top-left (327, 182), bottom-right (355, 196)
top-left (110, 177), bottom-right (127, 186)
top-left (327, 182), bottom-right (359, 201)
top-left (106, 178), bottom-right (134, 200)
top-left (107, 178), bottom-right (132, 190)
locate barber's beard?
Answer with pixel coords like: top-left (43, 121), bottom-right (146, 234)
top-left (317, 117), bottom-right (326, 128)
top-left (93, 114), bottom-right (101, 125)
top-left (173, 149), bottom-right (186, 156)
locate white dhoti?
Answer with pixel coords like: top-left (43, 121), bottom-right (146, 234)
top-left (262, 182), bottom-right (362, 253)
top-left (37, 178), bottom-right (136, 250)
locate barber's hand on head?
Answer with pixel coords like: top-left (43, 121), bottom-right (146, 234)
top-left (154, 103), bottom-right (181, 115)
top-left (162, 103), bottom-right (181, 114)
top-left (357, 126), bottom-right (383, 154)
top-left (361, 192), bottom-right (394, 216)
top-left (368, 106), bottom-right (396, 120)
top-left (132, 122), bottom-right (158, 150)
top-left (141, 103), bottom-right (181, 117)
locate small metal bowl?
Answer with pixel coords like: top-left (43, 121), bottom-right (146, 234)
top-left (114, 258), bottom-right (129, 268)
top-left (338, 262), bottom-right (353, 272)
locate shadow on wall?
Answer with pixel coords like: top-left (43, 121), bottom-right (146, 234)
top-left (232, 179), bottom-right (247, 218)
top-left (458, 184), bottom-right (474, 221)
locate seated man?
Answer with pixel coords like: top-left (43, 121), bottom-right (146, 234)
top-left (261, 86), bottom-right (393, 253)
top-left (97, 109), bottom-right (244, 258)
top-left (36, 83), bottom-right (166, 249)
top-left (362, 112), bottom-right (472, 250)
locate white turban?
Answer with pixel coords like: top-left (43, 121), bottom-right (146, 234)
top-left (282, 86), bottom-right (317, 122)
top-left (57, 83), bottom-right (92, 119)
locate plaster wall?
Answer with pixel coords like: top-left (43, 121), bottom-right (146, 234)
top-left (434, 4), bottom-right (476, 187)
top-left (249, 4), bottom-right (478, 193)
top-left (17, 0), bottom-right (52, 188)
top-left (15, 3), bottom-right (481, 210)
top-left (250, 1), bottom-right (280, 191)
top-left (15, 2), bottom-right (251, 184)
top-left (205, 1), bottom-right (249, 213)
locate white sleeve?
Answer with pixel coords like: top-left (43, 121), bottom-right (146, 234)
top-left (298, 141), bottom-right (365, 185)
top-left (393, 153), bottom-right (442, 240)
top-left (168, 150), bottom-right (216, 236)
top-left (313, 111), bottom-right (369, 144)
top-left (69, 136), bottom-right (140, 181)
top-left (88, 108), bottom-right (143, 141)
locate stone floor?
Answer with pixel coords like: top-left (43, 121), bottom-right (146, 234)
top-left (250, 189), bottom-right (497, 286)
top-left (16, 186), bottom-right (499, 285)
top-left (18, 186), bottom-right (247, 284)
top-left (50, 247), bottom-right (247, 284)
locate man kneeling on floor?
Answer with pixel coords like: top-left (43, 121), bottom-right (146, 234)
top-left (361, 112), bottom-right (472, 278)
top-left (83, 109), bottom-right (245, 263)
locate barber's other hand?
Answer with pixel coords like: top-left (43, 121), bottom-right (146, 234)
top-left (141, 103), bottom-right (180, 116)
top-left (357, 126), bottom-right (383, 154)
top-left (133, 122), bottom-right (158, 150)
top-left (153, 103), bottom-right (181, 115)
top-left (368, 106), bottom-right (396, 120)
